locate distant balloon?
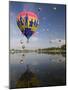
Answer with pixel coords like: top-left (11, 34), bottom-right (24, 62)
top-left (38, 8), bottom-right (41, 12)
top-left (17, 11), bottom-right (39, 43)
top-left (22, 45), bottom-right (25, 49)
top-left (20, 40), bottom-right (23, 44)
top-left (53, 7), bottom-right (56, 10)
top-left (59, 40), bottom-right (61, 42)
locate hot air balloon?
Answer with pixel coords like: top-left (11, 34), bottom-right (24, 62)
top-left (17, 11), bottom-right (39, 43)
top-left (20, 40), bottom-right (23, 44)
top-left (38, 8), bottom-right (41, 12)
top-left (22, 45), bottom-right (25, 49)
top-left (59, 40), bottom-right (61, 42)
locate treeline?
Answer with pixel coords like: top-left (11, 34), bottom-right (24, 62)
top-left (36, 44), bottom-right (66, 54)
top-left (37, 44), bottom-right (66, 51)
top-left (10, 44), bottom-right (66, 54)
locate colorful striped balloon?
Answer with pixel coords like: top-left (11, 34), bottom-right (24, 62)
top-left (16, 11), bottom-right (39, 42)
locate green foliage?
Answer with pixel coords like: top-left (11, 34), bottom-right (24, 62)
top-left (61, 44), bottom-right (66, 50)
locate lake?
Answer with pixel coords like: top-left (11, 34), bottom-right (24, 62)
top-left (9, 52), bottom-right (66, 89)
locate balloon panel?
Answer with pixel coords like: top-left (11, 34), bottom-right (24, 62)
top-left (23, 28), bottom-right (34, 39)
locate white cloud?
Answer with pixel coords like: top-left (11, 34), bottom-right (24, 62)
top-left (49, 39), bottom-right (65, 47)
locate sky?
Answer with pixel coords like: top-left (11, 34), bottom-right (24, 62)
top-left (9, 1), bottom-right (66, 49)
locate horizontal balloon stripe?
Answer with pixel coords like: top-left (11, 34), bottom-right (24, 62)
top-left (17, 16), bottom-right (37, 21)
top-left (17, 18), bottom-right (38, 31)
top-left (17, 11), bottom-right (38, 19)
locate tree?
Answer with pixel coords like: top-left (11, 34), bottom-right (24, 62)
top-left (61, 44), bottom-right (66, 50)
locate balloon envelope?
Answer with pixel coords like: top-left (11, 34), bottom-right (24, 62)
top-left (17, 11), bottom-right (39, 40)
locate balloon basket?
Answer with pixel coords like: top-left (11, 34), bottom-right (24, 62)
top-left (27, 39), bottom-right (29, 43)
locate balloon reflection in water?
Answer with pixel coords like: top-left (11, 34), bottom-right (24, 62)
top-left (16, 65), bottom-right (41, 88)
top-left (20, 54), bottom-right (25, 64)
top-left (20, 59), bottom-right (24, 64)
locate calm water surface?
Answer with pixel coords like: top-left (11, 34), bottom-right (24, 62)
top-left (9, 53), bottom-right (66, 88)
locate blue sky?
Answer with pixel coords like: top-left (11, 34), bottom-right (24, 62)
top-left (9, 1), bottom-right (66, 49)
